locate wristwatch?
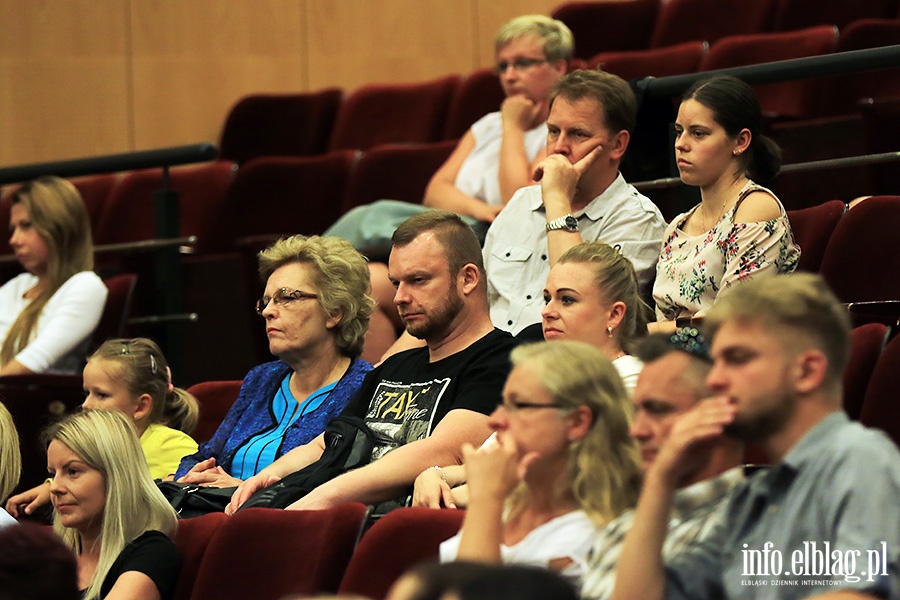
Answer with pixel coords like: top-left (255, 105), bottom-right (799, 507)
top-left (546, 214), bottom-right (579, 232)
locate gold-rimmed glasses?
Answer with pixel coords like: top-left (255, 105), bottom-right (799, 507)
top-left (255, 287), bottom-right (318, 315)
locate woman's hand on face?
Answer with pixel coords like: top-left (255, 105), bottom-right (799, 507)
top-left (412, 467), bottom-right (459, 509)
top-left (501, 95), bottom-right (542, 131)
top-left (463, 433), bottom-right (539, 503)
top-left (5, 480), bottom-right (51, 517)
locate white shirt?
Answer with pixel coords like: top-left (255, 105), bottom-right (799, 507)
top-left (0, 271), bottom-right (107, 373)
top-left (454, 112), bottom-right (548, 207)
top-left (0, 507), bottom-right (16, 529)
top-left (483, 175), bottom-right (666, 334)
top-left (440, 509), bottom-right (600, 587)
top-left (613, 354), bottom-right (643, 397)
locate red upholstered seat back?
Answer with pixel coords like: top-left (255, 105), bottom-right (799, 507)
top-left (650, 0), bottom-right (778, 48)
top-left (338, 507), bottom-right (466, 599)
top-left (329, 76), bottom-right (459, 151)
top-left (786, 200), bottom-right (845, 273)
top-left (172, 512), bottom-right (229, 600)
top-left (191, 505), bottom-right (368, 599)
top-left (185, 380), bottom-right (242, 444)
top-left (219, 89), bottom-right (342, 164)
top-left (819, 196), bottom-right (900, 303)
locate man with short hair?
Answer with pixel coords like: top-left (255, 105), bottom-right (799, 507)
top-left (613, 273), bottom-right (900, 600)
top-left (483, 69), bottom-right (666, 334)
top-left (581, 329), bottom-right (745, 599)
top-left (228, 211), bottom-right (518, 513)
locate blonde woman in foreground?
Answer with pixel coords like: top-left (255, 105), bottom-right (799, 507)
top-left (438, 341), bottom-right (641, 587)
top-left (47, 410), bottom-right (180, 600)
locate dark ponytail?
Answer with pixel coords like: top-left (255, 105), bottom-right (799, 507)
top-left (683, 75), bottom-right (782, 182)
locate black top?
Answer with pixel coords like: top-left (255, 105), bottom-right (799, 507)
top-left (342, 328), bottom-right (518, 461)
top-left (94, 530), bottom-right (181, 600)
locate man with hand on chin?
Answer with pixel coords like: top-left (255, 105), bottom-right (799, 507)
top-left (482, 69), bottom-right (666, 335)
top-left (613, 273), bottom-right (900, 600)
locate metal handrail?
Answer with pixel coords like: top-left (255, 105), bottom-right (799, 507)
top-left (636, 44), bottom-right (900, 99)
top-left (0, 143), bottom-right (217, 185)
top-left (633, 151), bottom-right (900, 192)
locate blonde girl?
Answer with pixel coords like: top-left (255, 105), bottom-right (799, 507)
top-left (6, 338), bottom-right (199, 517)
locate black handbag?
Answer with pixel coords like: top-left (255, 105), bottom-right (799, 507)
top-left (157, 481), bottom-right (237, 519)
top-left (237, 415), bottom-right (378, 511)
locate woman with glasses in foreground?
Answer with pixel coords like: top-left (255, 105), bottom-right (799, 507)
top-left (173, 235), bottom-right (374, 487)
top-left (438, 341), bottom-right (641, 588)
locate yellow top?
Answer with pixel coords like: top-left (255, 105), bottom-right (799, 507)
top-left (140, 423), bottom-right (198, 480)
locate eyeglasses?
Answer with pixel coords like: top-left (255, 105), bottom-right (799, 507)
top-left (255, 287), bottom-right (318, 315)
top-left (500, 400), bottom-right (566, 413)
top-left (669, 327), bottom-right (712, 362)
top-left (493, 57), bottom-right (548, 74)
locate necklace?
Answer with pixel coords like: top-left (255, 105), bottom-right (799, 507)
top-left (700, 196), bottom-right (728, 231)
top-left (699, 178), bottom-right (748, 231)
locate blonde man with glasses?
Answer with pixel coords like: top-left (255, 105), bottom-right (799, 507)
top-left (328, 15), bottom-right (573, 359)
top-left (327, 14), bottom-right (572, 247)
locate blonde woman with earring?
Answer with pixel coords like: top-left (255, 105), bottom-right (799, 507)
top-left (413, 242), bottom-right (648, 511)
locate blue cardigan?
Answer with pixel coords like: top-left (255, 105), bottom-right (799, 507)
top-left (175, 358), bottom-right (372, 479)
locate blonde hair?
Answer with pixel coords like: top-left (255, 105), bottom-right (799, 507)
top-left (1, 177), bottom-right (93, 365)
top-left (45, 410), bottom-right (177, 600)
top-left (558, 242), bottom-right (650, 353)
top-left (258, 235), bottom-right (374, 357)
top-left (494, 15), bottom-right (574, 63)
top-left (0, 402), bottom-right (21, 503)
top-left (704, 273), bottom-right (851, 390)
top-left (507, 341), bottom-right (642, 527)
top-left (88, 338), bottom-right (199, 434)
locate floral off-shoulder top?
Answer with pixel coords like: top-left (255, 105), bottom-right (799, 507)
top-left (653, 181), bottom-right (801, 322)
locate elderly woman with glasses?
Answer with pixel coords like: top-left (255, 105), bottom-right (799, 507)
top-left (173, 235), bottom-right (374, 487)
top-left (438, 341), bottom-right (641, 589)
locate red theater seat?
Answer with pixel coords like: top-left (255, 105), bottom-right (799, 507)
top-left (329, 76), bottom-right (459, 151)
top-left (338, 507), bottom-right (466, 599)
top-left (191, 505), bottom-right (368, 599)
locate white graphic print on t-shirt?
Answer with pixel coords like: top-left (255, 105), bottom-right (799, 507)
top-left (365, 377), bottom-right (452, 460)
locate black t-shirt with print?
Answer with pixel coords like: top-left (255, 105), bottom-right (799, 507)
top-left (342, 328), bottom-right (518, 460)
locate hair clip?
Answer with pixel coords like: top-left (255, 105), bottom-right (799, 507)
top-left (120, 344), bottom-right (131, 355)
top-left (669, 327), bottom-right (712, 362)
top-left (149, 354), bottom-right (157, 374)
top-left (165, 366), bottom-right (174, 394)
